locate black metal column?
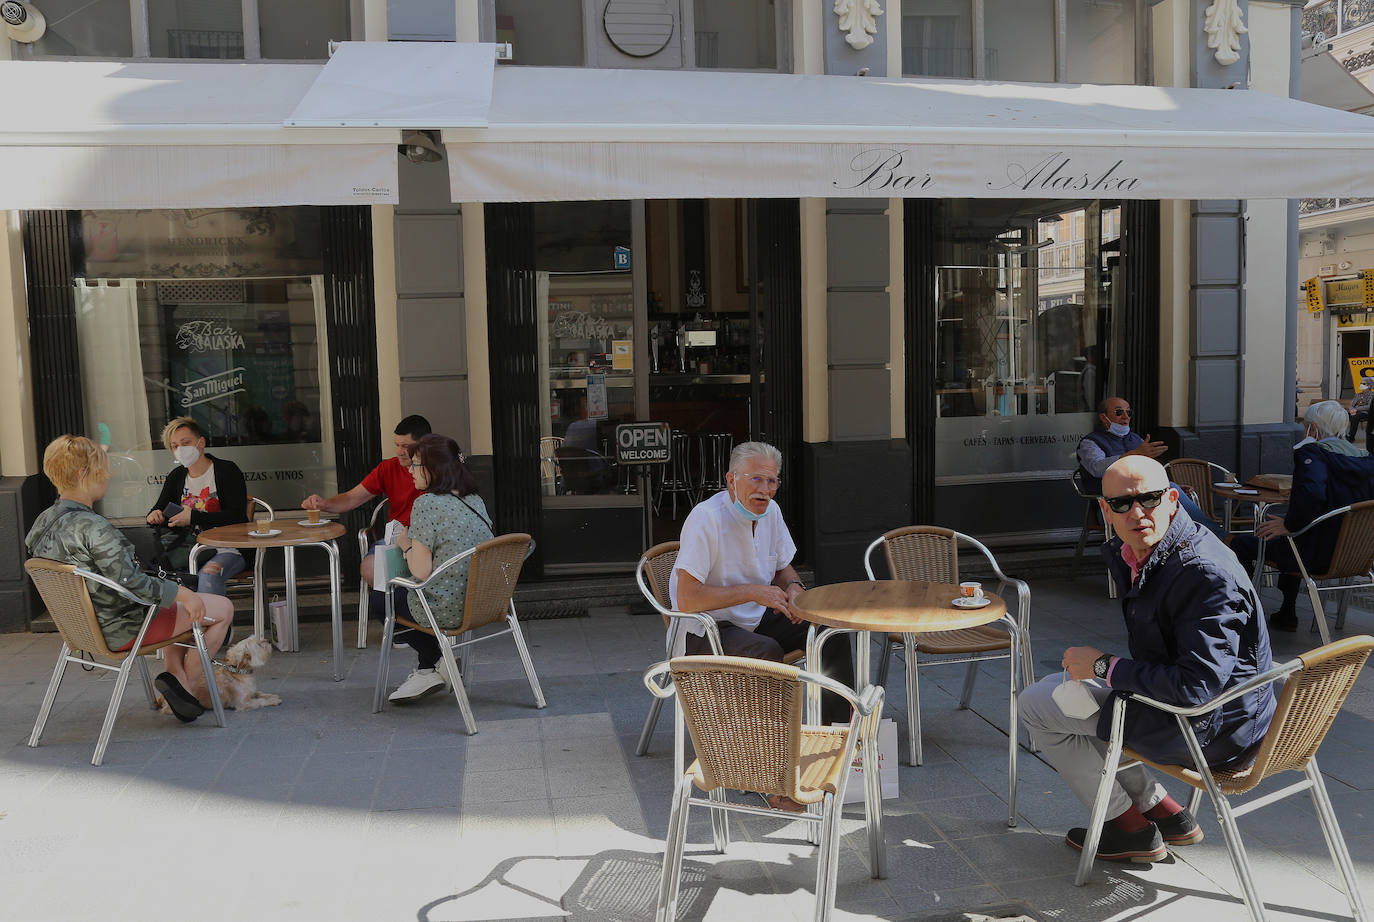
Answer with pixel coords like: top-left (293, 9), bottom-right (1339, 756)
top-left (484, 204), bottom-right (543, 575)
top-left (1118, 201), bottom-right (1161, 438)
top-left (903, 199), bottom-right (938, 525)
top-left (756, 199), bottom-right (804, 534)
top-left (22, 210), bottom-right (85, 448)
top-left (321, 205), bottom-right (381, 546)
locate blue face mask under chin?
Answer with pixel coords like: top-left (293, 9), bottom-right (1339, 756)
top-left (1108, 422), bottom-right (1131, 438)
top-left (733, 498), bottom-right (767, 521)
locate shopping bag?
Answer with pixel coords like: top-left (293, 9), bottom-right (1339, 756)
top-left (372, 540), bottom-right (409, 587)
top-left (268, 595), bottom-right (290, 652)
top-left (838, 717), bottom-right (899, 804)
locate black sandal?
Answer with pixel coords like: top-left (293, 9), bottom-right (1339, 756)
top-left (154, 672), bottom-right (205, 723)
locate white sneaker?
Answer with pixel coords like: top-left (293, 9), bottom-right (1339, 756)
top-left (388, 668), bottom-right (445, 704)
top-left (435, 654), bottom-right (462, 687)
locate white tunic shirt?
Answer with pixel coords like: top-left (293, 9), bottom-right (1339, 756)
top-left (670, 490), bottom-right (797, 635)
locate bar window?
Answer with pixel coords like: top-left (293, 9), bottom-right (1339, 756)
top-left (14, 0), bottom-right (133, 57)
top-left (694, 0), bottom-right (778, 70)
top-left (496, 0), bottom-right (585, 66)
top-left (902, 1), bottom-right (974, 78)
top-left (148, 0), bottom-right (244, 59)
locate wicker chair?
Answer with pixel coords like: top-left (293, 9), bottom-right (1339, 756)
top-left (864, 526), bottom-right (1033, 774)
top-left (633, 541), bottom-right (804, 775)
top-left (372, 533), bottom-right (546, 734)
top-left (355, 497), bottom-right (390, 648)
top-left (644, 655), bottom-right (883, 922)
top-left (1165, 457), bottom-right (1252, 531)
top-left (24, 558), bottom-right (226, 766)
top-left (1070, 469), bottom-right (1117, 600)
top-left (1280, 499), bottom-right (1374, 645)
top-left (1075, 635), bottom-right (1373, 922)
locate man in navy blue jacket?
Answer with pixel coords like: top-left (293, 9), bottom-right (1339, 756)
top-left (1022, 456), bottom-right (1275, 863)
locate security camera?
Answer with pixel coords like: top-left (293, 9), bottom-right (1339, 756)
top-left (400, 129), bottom-right (443, 164)
top-left (2, 2), bottom-right (46, 43)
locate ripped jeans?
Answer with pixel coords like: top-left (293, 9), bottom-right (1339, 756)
top-left (196, 551), bottom-right (246, 597)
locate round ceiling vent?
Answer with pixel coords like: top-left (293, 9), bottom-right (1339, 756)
top-left (603, 0), bottom-right (675, 58)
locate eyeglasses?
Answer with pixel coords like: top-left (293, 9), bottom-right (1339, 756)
top-left (1102, 489), bottom-right (1166, 515)
top-left (742, 474), bottom-right (781, 491)
top-left (408, 460), bottom-right (424, 470)
top-left (1111, 408), bottom-right (1132, 418)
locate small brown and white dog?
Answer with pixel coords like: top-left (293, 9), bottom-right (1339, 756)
top-left (157, 634), bottom-right (282, 713)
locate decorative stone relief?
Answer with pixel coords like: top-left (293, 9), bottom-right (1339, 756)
top-left (1203, 0), bottom-right (1247, 67)
top-left (834, 0), bottom-right (883, 51)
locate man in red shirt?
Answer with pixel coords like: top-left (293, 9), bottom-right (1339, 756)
top-left (302, 415), bottom-right (430, 586)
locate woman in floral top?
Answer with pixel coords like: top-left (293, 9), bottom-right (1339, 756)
top-left (385, 435), bottom-right (494, 704)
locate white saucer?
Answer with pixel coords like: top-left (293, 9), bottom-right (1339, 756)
top-left (247, 528), bottom-right (282, 538)
top-left (951, 596), bottom-right (991, 609)
top-left (1213, 481), bottom-right (1239, 488)
top-left (297, 519), bottom-right (332, 527)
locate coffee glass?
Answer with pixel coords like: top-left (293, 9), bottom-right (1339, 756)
top-left (307, 508), bottom-right (321, 524)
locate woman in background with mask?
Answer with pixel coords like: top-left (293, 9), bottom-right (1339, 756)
top-left (146, 417), bottom-right (249, 596)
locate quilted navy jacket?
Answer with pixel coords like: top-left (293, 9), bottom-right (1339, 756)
top-left (1100, 507), bottom-right (1276, 770)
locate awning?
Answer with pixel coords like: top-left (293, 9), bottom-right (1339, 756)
top-left (443, 66), bottom-right (1374, 202)
top-left (1301, 49), bottom-right (1374, 115)
top-left (0, 60), bottom-right (399, 209)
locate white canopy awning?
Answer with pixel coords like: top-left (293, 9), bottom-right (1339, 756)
top-left (1300, 50), bottom-right (1374, 115)
top-left (443, 66), bottom-right (1374, 202)
top-left (0, 59), bottom-right (402, 209)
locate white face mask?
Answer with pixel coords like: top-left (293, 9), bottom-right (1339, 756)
top-left (1108, 421), bottom-right (1131, 438)
top-left (173, 445), bottom-right (201, 467)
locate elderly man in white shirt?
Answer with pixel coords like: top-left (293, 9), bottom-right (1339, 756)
top-left (671, 441), bottom-right (855, 727)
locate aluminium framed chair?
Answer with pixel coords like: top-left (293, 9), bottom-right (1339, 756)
top-left (1279, 499), bottom-right (1374, 645)
top-left (1166, 457), bottom-right (1254, 533)
top-left (1070, 469), bottom-right (1117, 600)
top-left (644, 655), bottom-right (883, 922)
top-left (1075, 635), bottom-right (1373, 922)
top-left (24, 558), bottom-right (226, 766)
top-left (372, 533), bottom-right (546, 735)
top-left (355, 497), bottom-right (390, 648)
top-left (863, 527), bottom-right (1032, 822)
top-left (633, 541), bottom-right (805, 777)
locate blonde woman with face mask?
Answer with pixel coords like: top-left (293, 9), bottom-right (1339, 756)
top-left (146, 417), bottom-right (250, 597)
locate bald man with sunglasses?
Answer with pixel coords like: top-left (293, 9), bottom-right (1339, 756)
top-left (1021, 456), bottom-right (1274, 864)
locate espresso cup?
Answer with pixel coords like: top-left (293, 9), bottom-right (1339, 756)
top-left (959, 581), bottom-right (983, 599)
top-left (307, 508), bottom-right (321, 524)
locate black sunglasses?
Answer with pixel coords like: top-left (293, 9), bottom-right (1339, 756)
top-left (1111, 408), bottom-right (1132, 418)
top-left (1102, 489), bottom-right (1166, 515)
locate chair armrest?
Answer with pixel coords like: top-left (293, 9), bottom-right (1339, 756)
top-left (1285, 502), bottom-right (1353, 539)
top-left (387, 543), bottom-right (480, 591)
top-left (643, 660), bottom-right (674, 698)
top-left (1111, 657), bottom-right (1302, 719)
top-left (71, 566), bottom-right (165, 608)
top-left (800, 670), bottom-right (885, 718)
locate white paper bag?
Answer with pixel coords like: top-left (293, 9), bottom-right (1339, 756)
top-left (839, 718), bottom-right (899, 803)
top-left (268, 596), bottom-right (290, 652)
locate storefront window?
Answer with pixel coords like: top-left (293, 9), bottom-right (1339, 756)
top-left (984, 0), bottom-right (1055, 82)
top-left (258, 0), bottom-right (350, 60)
top-left (534, 202), bottom-right (634, 497)
top-left (15, 0), bottom-right (133, 57)
top-left (694, 0), bottom-right (778, 70)
top-left (902, 1), bottom-right (974, 78)
top-left (75, 209), bottom-right (334, 517)
top-left (934, 201), bottom-right (1121, 480)
top-left (496, 0), bottom-right (585, 66)
top-left (1065, 0), bottom-right (1137, 84)
top-left (148, 0), bottom-right (244, 58)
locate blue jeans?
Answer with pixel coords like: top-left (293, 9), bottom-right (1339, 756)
top-left (197, 551), bottom-right (246, 596)
top-left (1173, 482), bottom-right (1226, 540)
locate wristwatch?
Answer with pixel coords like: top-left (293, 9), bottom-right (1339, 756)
top-left (1092, 653), bottom-right (1113, 680)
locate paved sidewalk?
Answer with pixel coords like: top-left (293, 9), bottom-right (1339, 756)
top-left (1, 577), bottom-right (1370, 922)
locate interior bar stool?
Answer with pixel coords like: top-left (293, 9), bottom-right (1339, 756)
top-left (655, 429), bottom-right (695, 519)
top-left (695, 432), bottom-right (733, 501)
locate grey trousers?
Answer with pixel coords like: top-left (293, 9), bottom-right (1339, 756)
top-left (1019, 672), bottom-right (1167, 820)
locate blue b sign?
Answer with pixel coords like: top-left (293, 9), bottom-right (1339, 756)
top-left (613, 246), bottom-right (631, 270)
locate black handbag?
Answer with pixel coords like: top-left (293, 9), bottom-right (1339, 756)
top-left (144, 525), bottom-right (198, 587)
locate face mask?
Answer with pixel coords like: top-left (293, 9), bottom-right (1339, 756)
top-left (1108, 422), bottom-right (1131, 438)
top-left (733, 499), bottom-right (767, 522)
top-left (173, 445), bottom-right (200, 467)
top-left (1294, 434), bottom-right (1316, 450)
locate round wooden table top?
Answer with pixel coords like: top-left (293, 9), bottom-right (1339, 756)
top-left (197, 519), bottom-right (346, 549)
top-left (793, 580), bottom-right (1007, 634)
top-left (1211, 482), bottom-right (1288, 507)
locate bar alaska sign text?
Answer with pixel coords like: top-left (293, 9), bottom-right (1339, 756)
top-left (833, 148), bottom-right (1144, 196)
